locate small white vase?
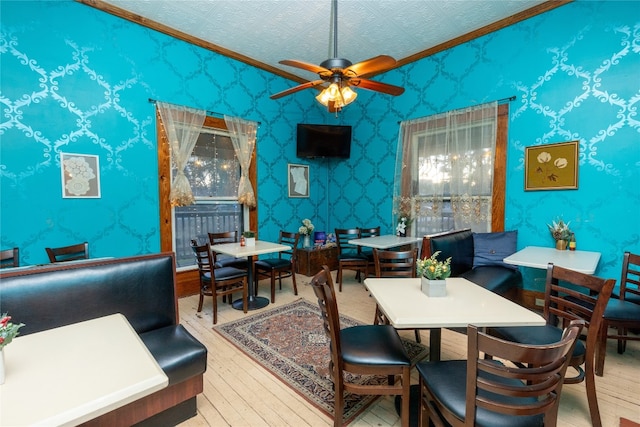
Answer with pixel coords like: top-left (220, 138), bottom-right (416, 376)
top-left (421, 277), bottom-right (447, 297)
top-left (303, 235), bottom-right (311, 248)
top-left (245, 237), bottom-right (256, 247)
top-left (0, 348), bottom-right (5, 385)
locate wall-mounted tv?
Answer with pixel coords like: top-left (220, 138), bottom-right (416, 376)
top-left (296, 124), bottom-right (352, 159)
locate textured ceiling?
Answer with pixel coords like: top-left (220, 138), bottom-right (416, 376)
top-left (99, 0), bottom-right (548, 81)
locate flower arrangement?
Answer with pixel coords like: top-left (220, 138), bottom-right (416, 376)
top-left (416, 251), bottom-right (452, 280)
top-left (298, 218), bottom-right (315, 236)
top-left (0, 313), bottom-right (25, 350)
top-left (396, 215), bottom-right (412, 236)
top-left (547, 218), bottom-right (572, 242)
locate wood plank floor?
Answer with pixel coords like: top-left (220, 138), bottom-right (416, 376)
top-left (178, 271), bottom-right (640, 427)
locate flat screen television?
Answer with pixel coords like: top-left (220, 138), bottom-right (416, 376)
top-left (296, 124), bottom-right (352, 159)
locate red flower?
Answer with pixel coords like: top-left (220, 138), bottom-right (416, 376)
top-left (0, 316), bottom-right (10, 327)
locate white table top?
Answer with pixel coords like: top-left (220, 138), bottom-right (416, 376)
top-left (503, 245), bottom-right (601, 274)
top-left (213, 240), bottom-right (291, 258)
top-left (0, 314), bottom-right (168, 427)
top-left (364, 277), bottom-right (545, 329)
top-left (348, 235), bottom-right (422, 249)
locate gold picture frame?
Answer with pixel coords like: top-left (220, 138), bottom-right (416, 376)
top-left (525, 141), bottom-right (578, 191)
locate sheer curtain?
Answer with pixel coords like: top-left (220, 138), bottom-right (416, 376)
top-left (394, 101), bottom-right (498, 234)
top-left (156, 101), bottom-right (206, 206)
top-left (224, 115), bottom-right (257, 208)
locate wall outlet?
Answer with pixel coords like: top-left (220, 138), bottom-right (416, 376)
top-left (535, 298), bottom-right (545, 307)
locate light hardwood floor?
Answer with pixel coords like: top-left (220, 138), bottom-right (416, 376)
top-left (178, 271), bottom-right (640, 427)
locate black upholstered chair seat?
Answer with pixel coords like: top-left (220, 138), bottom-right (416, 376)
top-left (340, 325), bottom-right (411, 366)
top-left (213, 266), bottom-right (248, 281)
top-left (604, 298), bottom-right (640, 321)
top-left (215, 254), bottom-right (248, 269)
top-left (140, 324), bottom-right (207, 385)
top-left (613, 292), bottom-right (640, 305)
top-left (255, 258), bottom-right (290, 269)
top-left (416, 360), bottom-right (543, 427)
top-left (491, 325), bottom-right (586, 360)
top-left (338, 252), bottom-right (369, 262)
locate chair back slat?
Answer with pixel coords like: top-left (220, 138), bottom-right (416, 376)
top-left (620, 251), bottom-right (640, 301)
top-left (335, 228), bottom-right (361, 256)
top-left (309, 265), bottom-right (343, 376)
top-left (467, 320), bottom-right (584, 422)
top-left (0, 247), bottom-right (19, 268)
top-left (374, 248), bottom-right (417, 278)
top-left (45, 242), bottom-right (89, 263)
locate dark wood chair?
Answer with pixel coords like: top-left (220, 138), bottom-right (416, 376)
top-left (417, 320), bottom-right (585, 427)
top-left (309, 265), bottom-right (411, 427)
top-left (488, 263), bottom-right (615, 427)
top-left (191, 241), bottom-right (247, 325)
top-left (45, 242), bottom-right (88, 263)
top-left (596, 251), bottom-right (640, 375)
top-left (334, 227), bottom-right (369, 292)
top-left (373, 248), bottom-right (421, 343)
top-left (359, 225), bottom-right (380, 275)
top-left (254, 230), bottom-right (299, 303)
top-left (208, 231), bottom-right (249, 270)
top-left (0, 247), bottom-right (19, 268)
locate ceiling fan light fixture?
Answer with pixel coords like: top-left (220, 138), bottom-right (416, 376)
top-left (316, 83), bottom-right (357, 109)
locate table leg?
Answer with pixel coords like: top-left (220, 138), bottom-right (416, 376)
top-left (429, 328), bottom-right (441, 362)
top-left (232, 255), bottom-right (269, 311)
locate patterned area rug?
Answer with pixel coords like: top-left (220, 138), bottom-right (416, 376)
top-left (214, 298), bottom-right (429, 425)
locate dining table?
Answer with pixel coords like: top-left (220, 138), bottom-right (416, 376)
top-left (0, 313), bottom-right (168, 426)
top-left (212, 240), bottom-right (291, 310)
top-left (364, 277), bottom-right (546, 362)
top-left (503, 245), bottom-right (601, 274)
top-left (348, 234), bottom-right (422, 250)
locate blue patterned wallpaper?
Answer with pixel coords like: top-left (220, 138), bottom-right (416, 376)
top-left (1, 1), bottom-right (638, 290)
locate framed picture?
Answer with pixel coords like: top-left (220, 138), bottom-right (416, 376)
top-left (525, 141), bottom-right (578, 191)
top-left (60, 152), bottom-right (101, 198)
top-left (288, 163), bottom-right (309, 198)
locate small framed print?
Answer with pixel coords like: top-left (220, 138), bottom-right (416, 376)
top-left (60, 152), bottom-right (101, 198)
top-left (525, 141), bottom-right (578, 191)
top-left (288, 163), bottom-right (309, 198)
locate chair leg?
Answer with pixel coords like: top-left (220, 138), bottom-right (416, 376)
top-left (270, 272), bottom-right (276, 303)
top-left (197, 290), bottom-right (204, 312)
top-left (291, 269), bottom-right (298, 295)
top-left (212, 294), bottom-right (218, 325)
top-left (414, 329), bottom-right (422, 343)
top-left (584, 356), bottom-right (602, 427)
top-left (400, 366), bottom-right (410, 427)
top-left (596, 321), bottom-right (608, 376)
top-left (337, 267), bottom-right (343, 292)
top-left (333, 378), bottom-right (345, 427)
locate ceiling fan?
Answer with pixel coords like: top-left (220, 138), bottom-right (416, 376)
top-left (270, 0), bottom-right (405, 113)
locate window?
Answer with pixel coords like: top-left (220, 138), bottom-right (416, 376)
top-left (157, 114), bottom-right (257, 269)
top-left (395, 102), bottom-right (508, 235)
top-left (173, 127), bottom-right (243, 267)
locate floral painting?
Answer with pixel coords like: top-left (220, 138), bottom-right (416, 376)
top-left (60, 153), bottom-right (101, 198)
top-left (525, 141), bottom-right (578, 191)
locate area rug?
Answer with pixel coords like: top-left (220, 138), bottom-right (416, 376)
top-left (214, 298), bottom-right (429, 425)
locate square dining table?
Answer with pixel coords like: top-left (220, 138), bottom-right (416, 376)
top-left (348, 234), bottom-right (422, 250)
top-left (212, 240), bottom-right (291, 310)
top-left (0, 313), bottom-right (168, 426)
top-left (503, 245), bottom-right (601, 274)
top-left (364, 277), bottom-right (545, 361)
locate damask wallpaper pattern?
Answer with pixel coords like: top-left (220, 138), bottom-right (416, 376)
top-left (1, 1), bottom-right (638, 288)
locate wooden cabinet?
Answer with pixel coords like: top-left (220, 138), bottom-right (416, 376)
top-left (296, 246), bottom-right (339, 276)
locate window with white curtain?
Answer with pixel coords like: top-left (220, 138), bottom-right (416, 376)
top-left (173, 125), bottom-right (244, 268)
top-left (395, 102), bottom-right (501, 236)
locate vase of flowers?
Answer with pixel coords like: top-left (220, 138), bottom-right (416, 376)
top-left (298, 218), bottom-right (315, 248)
top-left (547, 218), bottom-right (572, 251)
top-left (243, 230), bottom-right (256, 247)
top-left (396, 215), bottom-right (412, 237)
top-left (416, 251), bottom-right (452, 297)
top-left (0, 313), bottom-right (25, 384)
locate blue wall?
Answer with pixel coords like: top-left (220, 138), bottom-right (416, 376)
top-left (1, 1), bottom-right (638, 289)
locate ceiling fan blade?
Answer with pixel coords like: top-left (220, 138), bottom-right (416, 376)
top-left (279, 60), bottom-right (331, 76)
top-left (270, 80), bottom-right (326, 100)
top-left (348, 78), bottom-right (405, 96)
top-left (343, 55), bottom-right (397, 77)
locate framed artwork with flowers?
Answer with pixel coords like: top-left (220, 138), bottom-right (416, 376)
top-left (525, 141), bottom-right (578, 191)
top-left (60, 153), bottom-right (101, 198)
